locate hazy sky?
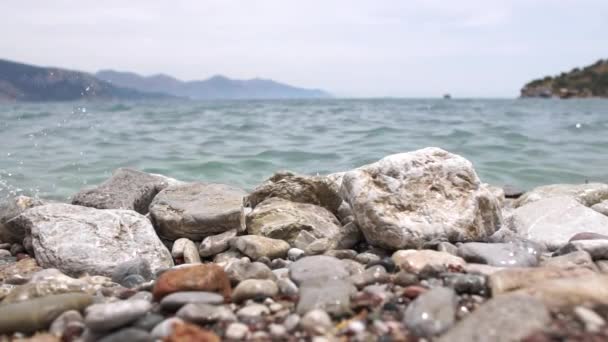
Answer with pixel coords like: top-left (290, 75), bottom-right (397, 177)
top-left (1, 1), bottom-right (607, 97)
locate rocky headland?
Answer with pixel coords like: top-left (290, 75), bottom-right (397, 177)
top-left (521, 59), bottom-right (608, 98)
top-left (1, 147), bottom-right (608, 341)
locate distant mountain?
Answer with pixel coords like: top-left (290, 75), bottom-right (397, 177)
top-left (96, 70), bottom-right (331, 100)
top-left (521, 59), bottom-right (608, 98)
top-left (0, 59), bottom-right (169, 102)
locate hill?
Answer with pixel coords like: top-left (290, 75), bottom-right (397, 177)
top-left (521, 59), bottom-right (608, 98)
top-left (96, 70), bottom-right (331, 100)
top-left (0, 59), bottom-right (167, 102)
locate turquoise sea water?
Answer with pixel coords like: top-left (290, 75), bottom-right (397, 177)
top-left (1, 99), bottom-right (607, 200)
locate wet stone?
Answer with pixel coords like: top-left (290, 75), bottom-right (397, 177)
top-left (160, 291), bottom-right (224, 312)
top-left (442, 273), bottom-right (487, 295)
top-left (457, 242), bottom-right (541, 267)
top-left (404, 286), bottom-right (457, 337)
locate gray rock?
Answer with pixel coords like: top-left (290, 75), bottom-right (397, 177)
top-left (556, 239), bottom-right (608, 260)
top-left (199, 229), bottom-right (237, 257)
top-left (97, 328), bottom-right (152, 342)
top-left (245, 198), bottom-right (343, 250)
top-left (283, 313), bottom-right (300, 332)
top-left (111, 258), bottom-right (153, 288)
top-left (300, 309), bottom-right (332, 335)
top-left (176, 303), bottom-right (236, 324)
top-left (503, 185), bottom-right (524, 199)
top-left (340, 148), bottom-right (503, 249)
top-left (130, 291), bottom-right (154, 302)
top-left (0, 195), bottom-right (44, 243)
top-left (232, 279), bottom-right (279, 303)
top-left (49, 310), bottom-right (84, 336)
top-left (0, 250), bottom-right (10, 258)
top-left (509, 196), bottom-right (608, 250)
top-left (437, 241), bottom-right (459, 255)
top-left (278, 278), bottom-right (299, 297)
top-left (287, 248), bottom-right (305, 261)
top-left (224, 260), bottom-right (276, 285)
top-left (514, 183), bottom-right (608, 208)
top-left (269, 323), bottom-right (287, 339)
top-left (324, 249), bottom-right (357, 260)
top-left (289, 255), bottom-right (350, 285)
top-left (0, 293), bottom-right (93, 335)
top-left (85, 299), bottom-right (151, 332)
top-left (404, 287), bottom-right (457, 337)
top-left (355, 252), bottom-right (382, 265)
top-left (230, 235), bottom-right (290, 260)
top-left (213, 248), bottom-right (245, 265)
top-left (437, 294), bottom-right (551, 342)
top-left (457, 242), bottom-right (541, 267)
top-left (236, 303), bottom-right (270, 319)
top-left (350, 265), bottom-right (391, 289)
top-left (10, 203), bottom-right (173, 277)
top-left (131, 313), bottom-right (164, 332)
top-left (149, 182), bottom-right (246, 241)
top-left (159, 291), bottom-right (224, 312)
top-left (225, 322), bottom-right (250, 340)
top-left (591, 200), bottom-right (608, 216)
top-left (442, 273), bottom-right (487, 295)
top-left (542, 251), bottom-right (597, 270)
top-left (173, 238), bottom-right (201, 264)
top-left (71, 168), bottom-right (175, 214)
top-left (297, 278), bottom-right (356, 315)
top-left (394, 271), bottom-right (419, 287)
top-left (150, 317), bottom-right (183, 340)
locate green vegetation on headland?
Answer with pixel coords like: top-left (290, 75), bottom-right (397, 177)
top-left (521, 59), bottom-right (608, 98)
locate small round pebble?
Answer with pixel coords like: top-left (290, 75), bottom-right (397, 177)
top-left (300, 309), bottom-right (332, 335)
top-left (225, 322), bottom-right (249, 340)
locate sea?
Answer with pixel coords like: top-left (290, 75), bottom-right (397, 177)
top-left (1, 98), bottom-right (607, 201)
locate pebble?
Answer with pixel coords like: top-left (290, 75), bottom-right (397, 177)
top-left (489, 266), bottom-right (594, 294)
top-left (283, 314), bottom-right (300, 332)
top-left (177, 303), bottom-right (236, 323)
top-left (394, 271), bottom-right (419, 287)
top-left (152, 264), bottom-right (231, 301)
top-left (232, 279), bottom-right (279, 303)
top-left (0, 250), bottom-right (10, 258)
top-left (150, 317), bottom-right (184, 340)
top-left (225, 260), bottom-right (276, 284)
top-left (97, 328), bottom-right (152, 342)
top-left (297, 278), bottom-right (355, 315)
top-left (85, 299), bottom-right (151, 332)
top-left (437, 241), bottom-right (459, 255)
top-left (269, 323), bottom-right (287, 338)
top-left (457, 242), bottom-right (541, 267)
top-left (351, 265), bottom-right (391, 289)
top-left (442, 273), bottom-right (487, 295)
top-left (591, 200), bottom-right (608, 216)
top-left (199, 229), bottom-right (237, 257)
top-left (131, 313), bottom-right (164, 331)
top-left (164, 321), bottom-right (220, 342)
top-left (111, 258), bottom-right (153, 288)
top-left (300, 309), bottom-right (332, 335)
top-left (542, 250), bottom-right (597, 270)
top-left (404, 286), bottom-right (457, 337)
top-left (287, 248), bottom-right (305, 261)
top-left (49, 310), bottom-right (84, 337)
top-left (230, 235), bottom-right (291, 260)
top-left (270, 258), bottom-right (291, 269)
top-left (556, 239), bottom-right (608, 260)
top-left (278, 277), bottom-right (299, 297)
top-left (355, 252), bottom-right (382, 265)
top-left (160, 291), bottom-right (224, 311)
top-left (236, 303), bottom-right (270, 319)
top-left (392, 249), bottom-right (466, 273)
top-left (225, 322), bottom-right (249, 340)
top-left (323, 249), bottom-right (357, 259)
top-left (183, 242), bottom-right (202, 264)
top-left (574, 306), bottom-right (605, 332)
top-left (289, 255), bottom-right (350, 284)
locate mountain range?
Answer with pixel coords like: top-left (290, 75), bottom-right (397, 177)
top-left (0, 58), bottom-right (330, 102)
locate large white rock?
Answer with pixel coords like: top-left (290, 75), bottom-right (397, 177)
top-left (340, 147), bottom-right (502, 249)
top-left (509, 196), bottom-right (608, 250)
top-left (514, 183), bottom-right (608, 208)
top-left (10, 203), bottom-right (173, 277)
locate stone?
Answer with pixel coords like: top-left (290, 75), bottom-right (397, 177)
top-left (304, 238), bottom-right (334, 255)
top-left (442, 273), bottom-right (487, 295)
top-left (289, 255), bottom-right (350, 285)
top-left (160, 291), bottom-right (224, 312)
top-left (517, 274), bottom-right (608, 308)
top-left (132, 313), bottom-right (164, 331)
top-left (436, 241), bottom-right (458, 255)
top-left (464, 263), bottom-right (505, 276)
top-left (486, 184), bottom-right (506, 207)
top-left (111, 258), bottom-right (153, 288)
top-left (230, 235), bottom-right (290, 260)
top-left (355, 252), bottom-right (382, 265)
top-left (97, 328), bottom-right (152, 342)
top-left (224, 260), bottom-right (276, 285)
top-left (0, 293), bottom-right (93, 335)
top-left (437, 294), bottom-right (550, 342)
top-left (236, 303), bottom-right (270, 319)
top-left (85, 299), bottom-right (151, 332)
top-left (297, 278), bottom-right (356, 315)
top-left (574, 306), bottom-right (605, 332)
top-left (509, 196), bottom-right (608, 250)
top-left (149, 182), bottom-right (246, 241)
top-left (213, 248), bottom-right (244, 265)
top-left (350, 265), bottom-right (391, 289)
top-left (225, 322), bottom-right (249, 340)
top-left (541, 251), bottom-right (597, 270)
top-left (392, 250), bottom-right (466, 273)
top-left (10, 203), bottom-right (173, 277)
top-left (232, 279), bottom-right (279, 303)
top-left (49, 310), bottom-right (84, 337)
top-left (199, 229), bottom-right (237, 258)
top-left (151, 317), bottom-right (184, 340)
top-left (514, 183), bottom-right (608, 208)
top-left (457, 242), bottom-right (541, 267)
top-left (489, 267), bottom-right (595, 295)
top-left (556, 239), bottom-right (608, 260)
top-left (246, 198), bottom-right (343, 250)
top-left (0, 257), bottom-right (41, 284)
top-left (176, 304), bottom-right (236, 324)
top-left (0, 195), bottom-right (45, 243)
top-left (404, 287), bottom-right (457, 337)
top-left (153, 264), bottom-right (231, 301)
top-left (164, 321), bottom-right (220, 342)
top-left (71, 168), bottom-right (176, 214)
top-left (244, 171), bottom-right (343, 216)
top-left (287, 248), bottom-right (305, 261)
top-left (503, 185), bottom-right (524, 199)
top-left (300, 309), bottom-right (332, 335)
top-left (177, 239), bottom-right (202, 264)
top-left (341, 148), bottom-right (502, 249)
top-left (269, 323), bottom-right (287, 339)
top-left (591, 200), bottom-right (608, 216)
top-left (278, 278), bottom-right (299, 297)
top-left (394, 271), bottom-right (419, 287)
top-left (283, 314), bottom-right (300, 332)
top-left (0, 249), bottom-right (9, 258)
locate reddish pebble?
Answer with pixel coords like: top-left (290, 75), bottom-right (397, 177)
top-left (402, 285), bottom-right (428, 299)
top-left (164, 322), bottom-right (220, 342)
top-left (153, 264), bottom-right (231, 301)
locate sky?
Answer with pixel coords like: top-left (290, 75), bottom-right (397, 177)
top-left (1, 0), bottom-right (607, 98)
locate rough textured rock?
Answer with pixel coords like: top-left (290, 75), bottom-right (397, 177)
top-left (591, 200), bottom-right (608, 216)
top-left (0, 257), bottom-right (41, 284)
top-left (111, 258), bottom-right (153, 288)
top-left (404, 287), bottom-right (457, 337)
top-left (244, 171), bottom-right (343, 216)
top-left (289, 255), bottom-right (350, 285)
top-left (457, 242), bottom-right (541, 267)
top-left (9, 203), bottom-right (173, 277)
top-left (0, 293), bottom-right (93, 335)
top-left (340, 147), bottom-right (503, 249)
top-left (85, 299), bottom-right (151, 332)
top-left (489, 266), bottom-right (595, 295)
top-left (230, 235), bottom-right (290, 260)
top-left (149, 182), bottom-right (246, 241)
top-left (71, 168), bottom-right (176, 214)
top-left (153, 264), bottom-right (231, 301)
top-left (392, 250), bottom-right (466, 273)
top-left (199, 229), bottom-right (236, 258)
top-left (437, 294), bottom-right (550, 342)
top-left (509, 196), bottom-right (608, 250)
top-left (246, 198), bottom-right (343, 250)
top-left (0, 196), bottom-right (45, 243)
top-left (514, 183), bottom-right (608, 208)
top-left (224, 260), bottom-right (276, 285)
